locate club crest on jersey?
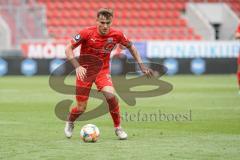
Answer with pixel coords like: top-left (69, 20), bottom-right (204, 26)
top-left (104, 43), bottom-right (115, 52)
top-left (73, 34), bottom-right (81, 42)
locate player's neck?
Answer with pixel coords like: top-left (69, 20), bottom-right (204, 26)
top-left (97, 28), bottom-right (111, 36)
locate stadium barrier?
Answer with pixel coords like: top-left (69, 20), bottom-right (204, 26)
top-left (21, 40), bottom-right (240, 59)
top-left (0, 57), bottom-right (237, 76)
top-left (0, 40), bottom-right (239, 76)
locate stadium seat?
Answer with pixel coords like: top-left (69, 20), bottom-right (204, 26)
top-left (38, 0), bottom-right (234, 40)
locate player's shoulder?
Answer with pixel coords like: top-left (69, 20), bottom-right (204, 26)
top-left (80, 26), bottom-right (96, 33)
top-left (110, 28), bottom-right (123, 34)
top-left (75, 26), bottom-right (96, 39)
top-left (109, 28), bottom-right (125, 37)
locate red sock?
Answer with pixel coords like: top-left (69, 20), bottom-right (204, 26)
top-left (237, 72), bottom-right (240, 88)
top-left (68, 107), bottom-right (83, 122)
top-left (107, 97), bottom-right (121, 128)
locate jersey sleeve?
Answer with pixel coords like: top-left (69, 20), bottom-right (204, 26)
top-left (70, 29), bottom-right (89, 49)
top-left (118, 32), bottom-right (132, 48)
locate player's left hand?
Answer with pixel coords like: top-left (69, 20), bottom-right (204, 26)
top-left (139, 63), bottom-right (154, 78)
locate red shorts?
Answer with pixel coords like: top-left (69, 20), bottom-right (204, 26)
top-left (75, 70), bottom-right (113, 102)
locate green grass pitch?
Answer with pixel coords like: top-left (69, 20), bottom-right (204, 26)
top-left (0, 75), bottom-right (239, 160)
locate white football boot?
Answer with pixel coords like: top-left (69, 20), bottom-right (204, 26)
top-left (115, 127), bottom-right (128, 140)
top-left (64, 121), bottom-right (74, 138)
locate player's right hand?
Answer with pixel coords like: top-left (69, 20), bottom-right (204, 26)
top-left (76, 66), bottom-right (87, 81)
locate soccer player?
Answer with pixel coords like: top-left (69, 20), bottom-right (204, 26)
top-left (64, 8), bottom-right (153, 140)
top-left (236, 23), bottom-right (240, 94)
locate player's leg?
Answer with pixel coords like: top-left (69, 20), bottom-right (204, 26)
top-left (64, 79), bottom-right (92, 138)
top-left (67, 101), bottom-right (87, 123)
top-left (65, 101), bottom-right (87, 138)
top-left (101, 86), bottom-right (120, 128)
top-left (95, 73), bottom-right (128, 140)
top-left (101, 86), bottom-right (128, 140)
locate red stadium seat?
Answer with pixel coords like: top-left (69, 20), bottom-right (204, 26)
top-left (79, 1), bottom-right (89, 9)
top-left (62, 1), bottom-right (72, 9)
top-left (38, 0), bottom-right (208, 40)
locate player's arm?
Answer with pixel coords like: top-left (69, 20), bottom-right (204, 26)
top-left (65, 42), bottom-right (80, 68)
top-left (128, 45), bottom-right (153, 78)
top-left (118, 32), bottom-right (153, 78)
top-left (65, 40), bottom-right (86, 81)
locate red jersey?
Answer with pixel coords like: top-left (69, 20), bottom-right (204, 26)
top-left (71, 26), bottom-right (131, 73)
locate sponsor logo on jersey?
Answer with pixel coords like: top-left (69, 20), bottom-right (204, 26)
top-left (90, 38), bottom-right (96, 43)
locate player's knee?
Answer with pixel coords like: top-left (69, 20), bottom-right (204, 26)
top-left (105, 92), bottom-right (115, 99)
top-left (76, 101), bottom-right (87, 112)
top-left (76, 105), bottom-right (86, 112)
top-left (103, 91), bottom-right (116, 99)
top-left (102, 86), bottom-right (115, 99)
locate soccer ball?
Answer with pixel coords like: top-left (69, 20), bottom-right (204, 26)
top-left (80, 124), bottom-right (100, 142)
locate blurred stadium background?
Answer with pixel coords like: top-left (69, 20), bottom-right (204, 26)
top-left (1, 1), bottom-right (240, 160)
top-left (0, 0), bottom-right (239, 76)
